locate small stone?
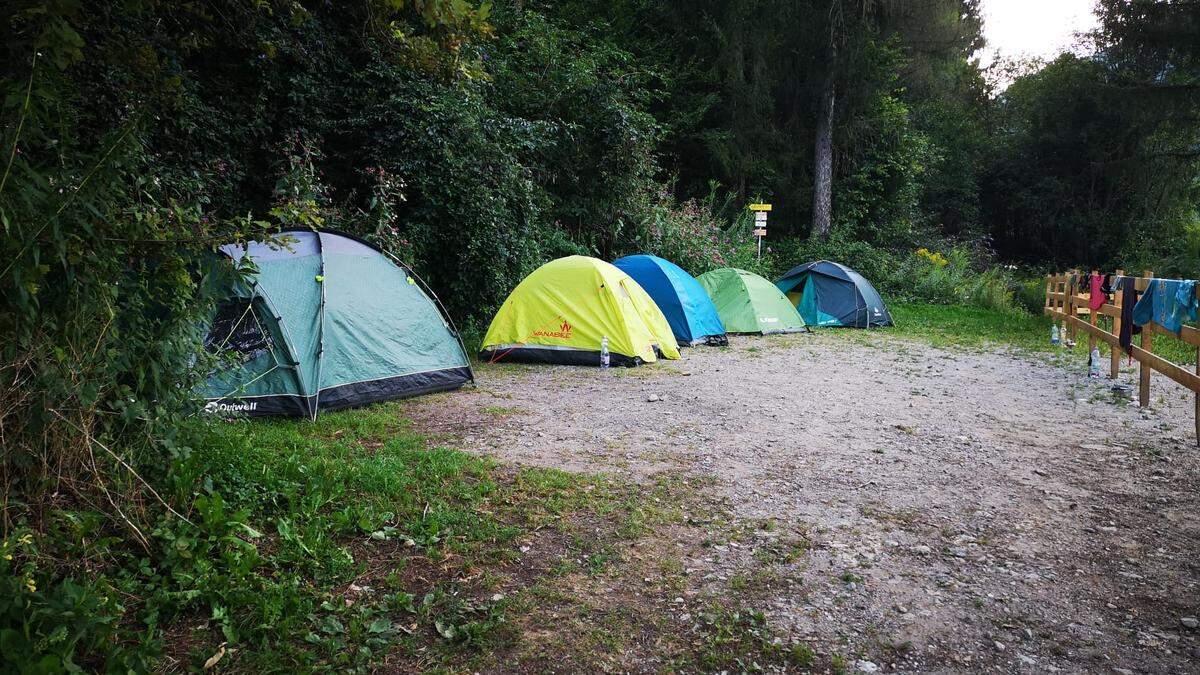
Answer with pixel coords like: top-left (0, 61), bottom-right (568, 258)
top-left (1180, 616), bottom-right (1199, 629)
top-left (647, 394), bottom-right (661, 402)
top-left (950, 547), bottom-right (969, 558)
top-left (855, 660), bottom-right (880, 673)
top-left (994, 641), bottom-right (1006, 651)
top-left (912, 545), bottom-right (932, 555)
top-left (1018, 654), bottom-right (1036, 666)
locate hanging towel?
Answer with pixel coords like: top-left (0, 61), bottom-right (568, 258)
top-left (1118, 276), bottom-right (1136, 354)
top-left (1132, 279), bottom-right (1199, 335)
top-left (1089, 274), bottom-right (1106, 311)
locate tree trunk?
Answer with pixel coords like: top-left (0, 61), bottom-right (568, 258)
top-left (811, 50), bottom-right (836, 239)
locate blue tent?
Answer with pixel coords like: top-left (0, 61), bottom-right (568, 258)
top-left (613, 254), bottom-right (728, 345)
top-left (775, 260), bottom-right (893, 328)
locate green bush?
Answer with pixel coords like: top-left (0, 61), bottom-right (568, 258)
top-left (1011, 277), bottom-right (1047, 315)
top-left (770, 233), bottom-right (1039, 316)
top-left (631, 188), bottom-right (772, 278)
top-left (772, 232), bottom-right (904, 291)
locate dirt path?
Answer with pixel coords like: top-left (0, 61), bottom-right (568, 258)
top-left (426, 332), bottom-right (1200, 673)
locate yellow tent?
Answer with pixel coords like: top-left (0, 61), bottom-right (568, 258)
top-left (480, 256), bottom-right (680, 366)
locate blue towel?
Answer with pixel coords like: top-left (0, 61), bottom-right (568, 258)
top-left (1132, 279), bottom-right (1198, 335)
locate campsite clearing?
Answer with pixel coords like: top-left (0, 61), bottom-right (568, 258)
top-left (405, 315), bottom-right (1200, 672)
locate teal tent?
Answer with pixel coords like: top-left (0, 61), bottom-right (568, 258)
top-left (775, 260), bottom-right (892, 328)
top-left (201, 230), bottom-right (472, 418)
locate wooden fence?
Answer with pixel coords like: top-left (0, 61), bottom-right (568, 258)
top-left (1044, 270), bottom-right (1200, 441)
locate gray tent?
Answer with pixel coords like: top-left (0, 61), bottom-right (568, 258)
top-left (201, 229), bottom-right (473, 418)
top-left (775, 260), bottom-right (892, 328)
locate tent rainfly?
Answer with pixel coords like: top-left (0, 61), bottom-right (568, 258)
top-left (480, 255), bottom-right (680, 366)
top-left (201, 229), bottom-right (473, 419)
top-left (695, 268), bottom-right (807, 334)
top-left (775, 260), bottom-right (892, 328)
top-left (612, 254), bottom-right (728, 346)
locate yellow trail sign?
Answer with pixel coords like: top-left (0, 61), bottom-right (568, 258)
top-left (749, 203), bottom-right (772, 212)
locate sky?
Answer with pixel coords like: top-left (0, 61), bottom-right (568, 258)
top-left (977, 0), bottom-right (1100, 69)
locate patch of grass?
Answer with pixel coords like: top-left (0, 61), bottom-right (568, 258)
top-left (481, 405), bottom-right (524, 416)
top-left (859, 502), bottom-right (923, 529)
top-left (676, 606), bottom-right (818, 673)
top-left (888, 302), bottom-right (1196, 366)
top-left (753, 536), bottom-right (811, 565)
top-left (155, 405), bottom-right (537, 670)
top-left (13, 399), bottom-right (658, 672)
top-left (887, 303), bottom-right (1055, 352)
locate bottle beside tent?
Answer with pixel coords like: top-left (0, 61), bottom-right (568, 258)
top-left (200, 229), bottom-right (473, 419)
top-left (695, 268), bottom-right (807, 335)
top-left (612, 254), bottom-right (727, 346)
top-left (480, 256), bottom-right (680, 367)
top-left (775, 260), bottom-right (892, 328)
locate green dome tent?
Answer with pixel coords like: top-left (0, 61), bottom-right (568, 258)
top-left (201, 230), bottom-right (472, 419)
top-left (695, 268), bottom-right (807, 334)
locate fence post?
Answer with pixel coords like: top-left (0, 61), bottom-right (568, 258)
top-left (1066, 270), bottom-right (1077, 343)
top-left (1065, 271), bottom-right (1075, 336)
top-left (1111, 268), bottom-right (1124, 379)
top-left (1088, 268), bottom-right (1098, 356)
top-left (1138, 270), bottom-right (1154, 408)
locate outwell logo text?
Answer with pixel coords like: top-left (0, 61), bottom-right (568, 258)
top-left (204, 401), bottom-right (258, 414)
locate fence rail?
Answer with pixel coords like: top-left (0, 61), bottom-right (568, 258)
top-left (1044, 270), bottom-right (1200, 442)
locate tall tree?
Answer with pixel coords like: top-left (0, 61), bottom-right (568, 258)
top-left (811, 4), bottom-right (841, 239)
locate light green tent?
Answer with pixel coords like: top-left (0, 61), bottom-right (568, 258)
top-left (695, 268), bottom-right (807, 334)
top-left (200, 229), bottom-right (472, 419)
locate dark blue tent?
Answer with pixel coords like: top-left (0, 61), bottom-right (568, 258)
top-left (775, 260), bottom-right (892, 328)
top-left (613, 254), bottom-right (728, 345)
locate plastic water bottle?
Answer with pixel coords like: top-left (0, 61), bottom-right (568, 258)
top-left (1089, 348), bottom-right (1102, 378)
top-left (600, 336), bottom-right (610, 369)
top-left (1050, 324), bottom-right (1060, 345)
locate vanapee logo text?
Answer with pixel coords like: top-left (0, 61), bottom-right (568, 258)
top-left (533, 319), bottom-right (573, 340)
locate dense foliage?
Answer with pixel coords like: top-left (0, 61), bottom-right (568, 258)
top-left (1, 0), bottom-right (1198, 669)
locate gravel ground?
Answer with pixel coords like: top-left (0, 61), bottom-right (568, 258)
top-left (437, 331), bottom-right (1200, 673)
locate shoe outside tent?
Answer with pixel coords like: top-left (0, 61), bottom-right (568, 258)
top-left (775, 260), bottom-right (892, 328)
top-left (612, 254), bottom-right (728, 346)
top-left (480, 256), bottom-right (680, 366)
top-left (695, 267), bottom-right (807, 334)
top-left (200, 229), bottom-right (473, 418)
